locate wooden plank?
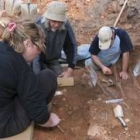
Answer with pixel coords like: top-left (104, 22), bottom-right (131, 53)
top-left (57, 77), bottom-right (74, 87)
top-left (0, 123), bottom-right (34, 140)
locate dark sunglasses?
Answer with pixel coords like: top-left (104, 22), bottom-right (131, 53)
top-left (31, 40), bottom-right (40, 49)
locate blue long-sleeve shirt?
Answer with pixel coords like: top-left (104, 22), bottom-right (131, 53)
top-left (89, 27), bottom-right (133, 55)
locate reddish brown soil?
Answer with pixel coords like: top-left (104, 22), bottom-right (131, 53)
top-left (34, 47), bottom-right (140, 140)
top-left (33, 0), bottom-right (140, 140)
top-left (2, 0), bottom-right (140, 139)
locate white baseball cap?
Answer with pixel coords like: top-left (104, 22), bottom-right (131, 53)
top-left (98, 26), bottom-right (112, 50)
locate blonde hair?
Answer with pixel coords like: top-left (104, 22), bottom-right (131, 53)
top-left (0, 17), bottom-right (11, 40)
top-left (2, 21), bottom-right (45, 53)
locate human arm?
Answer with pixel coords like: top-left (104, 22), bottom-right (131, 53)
top-left (14, 53), bottom-right (56, 125)
top-left (116, 28), bottom-right (133, 80)
top-left (17, 63), bottom-right (61, 127)
top-left (17, 67), bottom-right (50, 124)
top-left (62, 21), bottom-right (77, 77)
top-left (91, 54), bottom-right (112, 75)
top-left (89, 35), bottom-right (112, 75)
top-left (62, 32), bottom-right (75, 77)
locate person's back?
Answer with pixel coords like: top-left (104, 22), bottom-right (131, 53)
top-left (0, 41), bottom-right (31, 137)
top-left (0, 21), bottom-right (60, 138)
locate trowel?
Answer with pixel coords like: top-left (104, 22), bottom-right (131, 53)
top-left (113, 105), bottom-right (127, 128)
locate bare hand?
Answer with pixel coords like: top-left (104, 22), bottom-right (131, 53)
top-left (59, 68), bottom-right (74, 78)
top-left (120, 71), bottom-right (128, 80)
top-left (102, 66), bottom-right (112, 75)
top-left (39, 113), bottom-right (60, 128)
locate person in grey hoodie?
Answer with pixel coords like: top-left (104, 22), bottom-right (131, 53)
top-left (33, 1), bottom-right (77, 77)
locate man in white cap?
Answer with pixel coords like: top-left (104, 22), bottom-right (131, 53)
top-left (88, 26), bottom-right (133, 80)
top-left (33, 1), bottom-right (77, 77)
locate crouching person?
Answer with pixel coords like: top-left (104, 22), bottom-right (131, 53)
top-left (33, 1), bottom-right (77, 77)
top-left (0, 21), bottom-right (60, 138)
top-left (87, 26), bottom-right (133, 80)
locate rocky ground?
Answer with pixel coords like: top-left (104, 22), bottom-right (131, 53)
top-left (1, 0), bottom-right (140, 139)
top-left (33, 0), bottom-right (140, 140)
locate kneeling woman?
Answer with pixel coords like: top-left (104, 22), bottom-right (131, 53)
top-left (0, 21), bottom-right (60, 138)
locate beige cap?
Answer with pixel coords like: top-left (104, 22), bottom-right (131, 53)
top-left (43, 1), bottom-right (66, 22)
top-left (98, 26), bottom-right (112, 50)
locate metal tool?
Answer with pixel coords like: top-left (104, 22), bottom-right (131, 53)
top-left (105, 99), bottom-right (123, 104)
top-left (86, 66), bottom-right (98, 87)
top-left (113, 105), bottom-right (127, 128)
top-left (57, 125), bottom-right (65, 134)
